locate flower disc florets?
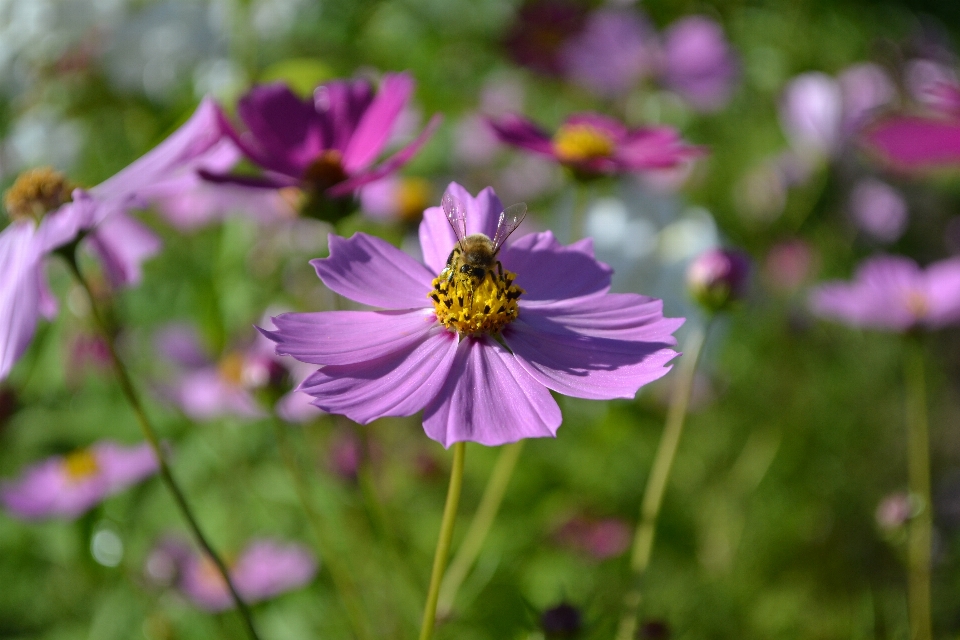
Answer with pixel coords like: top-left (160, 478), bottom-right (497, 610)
top-left (3, 167), bottom-right (73, 222)
top-left (429, 266), bottom-right (524, 336)
top-left (552, 123), bottom-right (615, 162)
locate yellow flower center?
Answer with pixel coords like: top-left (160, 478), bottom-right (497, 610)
top-left (905, 290), bottom-right (929, 319)
top-left (62, 449), bottom-right (100, 482)
top-left (218, 352), bottom-right (246, 386)
top-left (3, 167), bottom-right (73, 222)
top-left (396, 177), bottom-right (432, 223)
top-left (552, 124), bottom-right (615, 163)
top-left (430, 263), bottom-right (524, 336)
top-left (303, 149), bottom-right (348, 191)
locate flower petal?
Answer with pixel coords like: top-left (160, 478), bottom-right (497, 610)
top-left (924, 256), bottom-right (960, 327)
top-left (171, 369), bottom-right (265, 421)
top-left (808, 256), bottom-right (921, 331)
top-left (487, 114), bottom-right (555, 155)
top-left (237, 83), bottom-right (325, 173)
top-left (310, 233), bottom-right (434, 309)
top-left (418, 182), bottom-right (505, 274)
top-left (615, 127), bottom-right (706, 169)
top-left (503, 312), bottom-right (679, 400)
top-left (262, 308), bottom-right (437, 365)
top-left (422, 336), bottom-right (561, 447)
top-left (297, 326), bottom-right (457, 424)
top-left (328, 113), bottom-right (442, 197)
top-left (0, 222), bottom-right (45, 380)
top-left (86, 211), bottom-right (162, 288)
top-left (499, 231), bottom-right (612, 303)
top-left (342, 72), bottom-right (414, 173)
top-left (520, 293), bottom-right (684, 342)
top-left (315, 79), bottom-right (374, 153)
top-left (864, 116), bottom-right (960, 169)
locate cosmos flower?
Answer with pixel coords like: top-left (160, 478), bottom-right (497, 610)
top-left (0, 98), bottom-right (255, 380)
top-left (0, 440), bottom-right (158, 520)
top-left (175, 538), bottom-right (317, 611)
top-left (687, 247), bottom-right (751, 312)
top-left (661, 16), bottom-right (739, 113)
top-left (809, 255), bottom-right (960, 332)
top-left (206, 73), bottom-right (441, 206)
top-left (261, 183), bottom-right (682, 447)
top-left (488, 112), bottom-right (702, 180)
top-left (156, 323), bottom-right (315, 423)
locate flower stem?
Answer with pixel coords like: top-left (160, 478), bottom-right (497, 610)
top-left (271, 415), bottom-right (374, 640)
top-left (616, 323), bottom-right (709, 640)
top-left (903, 340), bottom-right (932, 640)
top-left (569, 183), bottom-right (591, 243)
top-left (62, 253), bottom-right (261, 640)
top-left (437, 440), bottom-right (524, 618)
top-left (420, 441), bottom-right (466, 640)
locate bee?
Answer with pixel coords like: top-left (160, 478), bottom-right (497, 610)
top-left (441, 193), bottom-right (527, 287)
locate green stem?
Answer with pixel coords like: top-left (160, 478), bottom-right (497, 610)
top-left (904, 340), bottom-right (932, 640)
top-left (271, 415), bottom-right (374, 640)
top-left (436, 440), bottom-right (524, 618)
top-left (569, 183), bottom-right (591, 244)
top-left (62, 253), bottom-right (261, 640)
top-left (616, 323), bottom-right (710, 640)
top-left (420, 442), bottom-right (466, 640)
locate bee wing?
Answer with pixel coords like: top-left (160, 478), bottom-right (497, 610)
top-left (442, 193), bottom-right (468, 251)
top-left (492, 202), bottom-right (527, 253)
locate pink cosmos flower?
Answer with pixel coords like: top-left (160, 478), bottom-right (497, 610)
top-left (0, 98), bottom-right (252, 380)
top-left (261, 183), bottom-right (682, 447)
top-left (175, 538), bottom-right (317, 611)
top-left (207, 73), bottom-right (441, 201)
top-left (848, 178), bottom-right (908, 243)
top-left (488, 112), bottom-right (703, 180)
top-left (863, 78), bottom-right (960, 169)
top-left (0, 440), bottom-right (158, 520)
top-left (809, 255), bottom-right (960, 331)
top-left (661, 16), bottom-right (739, 113)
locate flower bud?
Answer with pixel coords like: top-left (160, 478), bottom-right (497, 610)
top-left (687, 248), bottom-right (750, 312)
top-left (541, 602), bottom-right (583, 638)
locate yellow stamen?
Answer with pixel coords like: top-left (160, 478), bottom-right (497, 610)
top-left (396, 177), bottom-right (432, 223)
top-left (430, 268), bottom-right (524, 336)
top-left (62, 449), bottom-right (99, 482)
top-left (303, 149), bottom-right (348, 191)
top-left (218, 352), bottom-right (246, 386)
top-left (552, 124), bottom-right (615, 163)
top-left (3, 167), bottom-right (73, 222)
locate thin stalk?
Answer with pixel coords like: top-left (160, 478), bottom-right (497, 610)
top-left (61, 253), bottom-right (261, 640)
top-left (616, 323), bottom-right (709, 640)
top-left (437, 440), bottom-right (523, 618)
top-left (419, 442), bottom-right (466, 640)
top-left (569, 183), bottom-right (591, 244)
top-left (271, 415), bottom-right (374, 640)
top-left (903, 341), bottom-right (932, 640)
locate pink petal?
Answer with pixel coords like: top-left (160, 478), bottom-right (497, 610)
top-left (418, 182), bottom-right (504, 274)
top-left (809, 256), bottom-right (921, 331)
top-left (263, 309), bottom-right (438, 365)
top-left (173, 369), bottom-right (264, 420)
top-left (487, 114), bottom-right (555, 155)
top-left (232, 540), bottom-right (317, 603)
top-left (422, 336), bottom-right (561, 447)
top-left (327, 113), bottom-right (442, 196)
top-left (864, 116), bottom-right (960, 168)
top-left (297, 326), bottom-right (457, 424)
top-left (565, 112), bottom-right (628, 141)
top-left (499, 232), bottom-right (611, 304)
top-left (310, 233), bottom-right (434, 309)
top-left (91, 441), bottom-right (159, 489)
top-left (342, 72), bottom-right (414, 173)
top-left (503, 313), bottom-right (679, 400)
top-left (86, 211), bottom-right (162, 288)
top-left (0, 222), bottom-right (45, 380)
top-left (922, 256), bottom-right (960, 327)
top-left (520, 293), bottom-right (684, 342)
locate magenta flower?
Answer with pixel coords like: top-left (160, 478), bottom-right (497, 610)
top-left (261, 183), bottom-right (682, 447)
top-left (176, 539), bottom-right (317, 611)
top-left (489, 113), bottom-right (702, 180)
top-left (687, 248), bottom-right (751, 312)
top-left (207, 73), bottom-right (441, 203)
top-left (809, 255), bottom-right (960, 331)
top-left (661, 16), bottom-right (739, 113)
top-left (0, 440), bottom-right (158, 520)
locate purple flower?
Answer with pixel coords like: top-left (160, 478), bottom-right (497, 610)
top-left (156, 323), bottom-right (314, 423)
top-left (848, 179), bottom-right (908, 243)
top-left (261, 183), bottom-right (682, 447)
top-left (864, 112), bottom-right (960, 170)
top-left (504, 0), bottom-right (588, 76)
top-left (207, 73), bottom-right (441, 204)
top-left (779, 73), bottom-right (843, 158)
top-left (175, 538), bottom-right (317, 611)
top-left (662, 16), bottom-right (739, 113)
top-left (0, 440), bottom-right (158, 520)
top-left (560, 7), bottom-right (657, 97)
top-left (809, 255), bottom-right (960, 331)
top-left (489, 112), bottom-right (703, 180)
top-left (687, 248), bottom-right (751, 312)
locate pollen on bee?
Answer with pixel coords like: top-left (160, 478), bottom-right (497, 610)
top-left (429, 267), bottom-right (524, 336)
